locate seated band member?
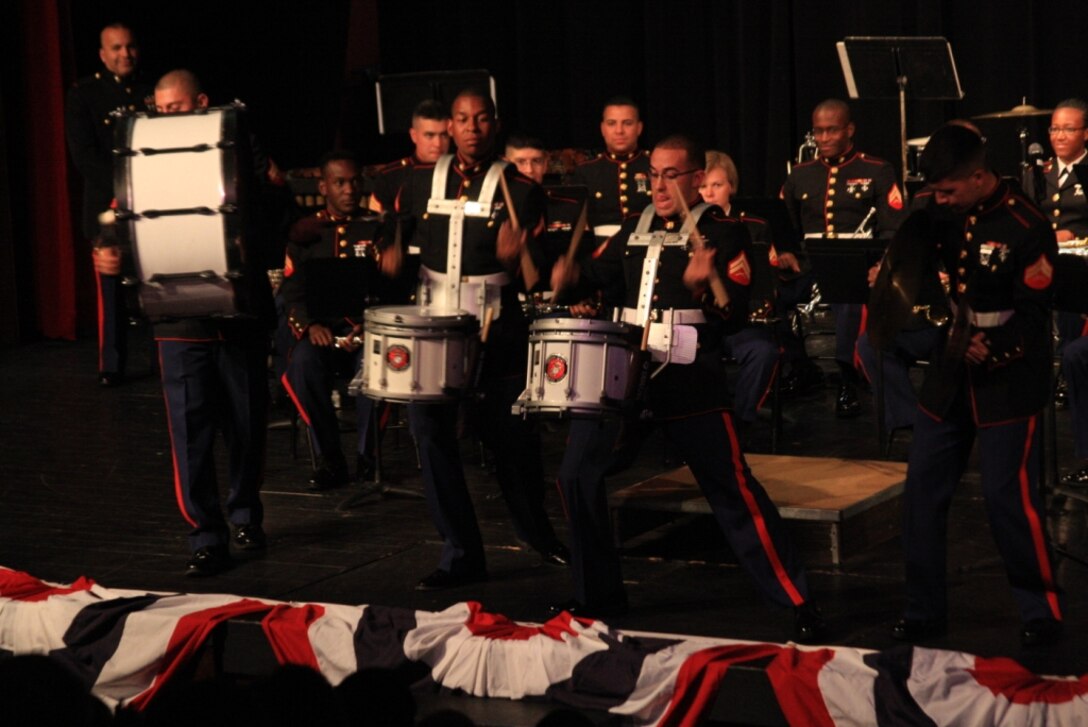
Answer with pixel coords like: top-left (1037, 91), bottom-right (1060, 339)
top-left (397, 88), bottom-right (570, 589)
top-left (94, 70), bottom-right (275, 577)
top-left (781, 99), bottom-right (906, 417)
top-left (892, 124), bottom-right (1063, 647)
top-left (570, 96), bottom-right (653, 242)
top-left (549, 134), bottom-right (825, 643)
top-left (280, 151), bottom-right (397, 489)
top-left (700, 151), bottom-right (781, 432)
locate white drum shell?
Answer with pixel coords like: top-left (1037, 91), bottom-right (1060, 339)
top-left (518, 317), bottom-right (637, 417)
top-left (356, 306), bottom-right (479, 402)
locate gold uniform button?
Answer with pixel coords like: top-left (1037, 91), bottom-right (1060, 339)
top-left (665, 221), bottom-right (675, 230)
top-left (827, 224), bottom-right (836, 232)
top-left (1053, 209), bottom-right (1061, 217)
top-left (1053, 222), bottom-right (1060, 230)
top-left (339, 240), bottom-right (347, 247)
top-left (957, 283), bottom-right (967, 293)
top-left (801, 192), bottom-right (809, 200)
top-left (621, 207), bottom-right (629, 214)
top-left (828, 189), bottom-right (836, 196)
top-left (595, 191), bottom-right (603, 199)
top-left (965, 232), bottom-right (972, 241)
top-left (486, 220), bottom-right (494, 228)
top-left (337, 226), bottom-right (346, 234)
top-left (652, 294), bottom-right (660, 302)
top-left (104, 118), bottom-right (111, 125)
top-left (459, 195), bottom-right (469, 202)
top-left (1008, 199), bottom-right (1016, 206)
top-left (464, 180), bottom-right (471, 188)
top-left (339, 253), bottom-right (348, 258)
top-left (619, 163), bottom-right (627, 170)
top-left (1053, 193), bottom-right (1061, 202)
top-left (654, 277), bottom-right (660, 284)
top-left (620, 183), bottom-right (628, 191)
top-left (960, 249), bottom-right (968, 259)
top-left (619, 195), bottom-right (628, 202)
top-left (830, 167), bottom-right (839, 174)
top-left (957, 267), bottom-right (965, 275)
top-left (128, 105), bottom-right (135, 111)
top-left (826, 212), bottom-right (834, 219)
top-left (827, 200), bottom-right (834, 208)
top-left (968, 216), bottom-right (977, 225)
top-left (619, 172), bottom-right (627, 180)
top-left (422, 212), bottom-right (430, 220)
top-left (828, 177), bottom-right (837, 185)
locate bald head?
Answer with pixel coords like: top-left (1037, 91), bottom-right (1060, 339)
top-left (154, 70), bottom-right (208, 114)
top-left (812, 98), bottom-right (855, 159)
top-left (99, 24), bottom-right (138, 78)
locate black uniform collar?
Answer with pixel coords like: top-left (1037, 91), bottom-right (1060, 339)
top-left (318, 209), bottom-right (356, 223)
top-left (605, 149), bottom-right (641, 162)
top-left (95, 70), bottom-right (139, 86)
top-left (454, 151), bottom-right (494, 175)
top-left (819, 146), bottom-right (858, 166)
top-left (972, 177), bottom-right (1010, 216)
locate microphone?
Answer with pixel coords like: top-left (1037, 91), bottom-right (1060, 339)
top-left (1028, 142), bottom-right (1046, 166)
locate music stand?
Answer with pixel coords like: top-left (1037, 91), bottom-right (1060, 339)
top-left (375, 70), bottom-right (496, 134)
top-left (836, 37), bottom-right (964, 198)
top-left (803, 236), bottom-right (886, 305)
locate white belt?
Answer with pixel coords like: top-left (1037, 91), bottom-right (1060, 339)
top-left (593, 224), bottom-right (621, 238)
top-left (972, 309), bottom-right (1013, 328)
top-left (620, 307), bottom-right (706, 325)
top-left (418, 266), bottom-right (509, 320)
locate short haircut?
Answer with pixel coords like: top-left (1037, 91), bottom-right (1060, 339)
top-left (813, 98), bottom-right (851, 123)
top-left (156, 68), bottom-right (203, 96)
top-left (317, 150), bottom-right (359, 176)
top-left (450, 87), bottom-right (496, 117)
top-left (505, 133), bottom-right (546, 152)
top-left (919, 123), bottom-right (987, 183)
top-left (705, 150), bottom-right (739, 191)
top-left (602, 95), bottom-right (640, 116)
top-left (412, 99), bottom-right (449, 123)
top-left (1055, 98), bottom-right (1088, 126)
top-left (655, 134), bottom-right (706, 170)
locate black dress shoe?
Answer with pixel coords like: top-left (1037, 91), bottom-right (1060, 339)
top-left (355, 455), bottom-right (376, 483)
top-left (308, 456), bottom-right (350, 491)
top-left (780, 361), bottom-right (824, 397)
top-left (547, 596), bottom-right (629, 620)
top-left (793, 603), bottom-right (826, 644)
top-left (1021, 618), bottom-right (1063, 646)
top-left (1060, 464), bottom-right (1088, 488)
top-left (891, 616), bottom-right (947, 642)
top-left (537, 542), bottom-right (571, 567)
top-left (231, 524), bottom-right (267, 550)
top-left (98, 372), bottom-right (124, 387)
top-left (184, 546), bottom-right (231, 577)
top-left (415, 568), bottom-right (488, 591)
top-left (835, 382), bottom-right (861, 418)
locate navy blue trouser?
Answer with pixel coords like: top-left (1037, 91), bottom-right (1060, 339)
top-left (95, 269), bottom-right (127, 375)
top-left (559, 411), bottom-right (812, 608)
top-left (721, 326), bottom-right (780, 424)
top-left (902, 396), bottom-right (1063, 624)
top-left (159, 337), bottom-right (268, 552)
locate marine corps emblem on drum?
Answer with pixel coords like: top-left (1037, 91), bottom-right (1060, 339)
top-left (545, 355), bottom-right (568, 382)
top-left (386, 344), bottom-right (410, 371)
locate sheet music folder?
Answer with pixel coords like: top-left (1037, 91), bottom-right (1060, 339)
top-left (803, 236), bottom-right (887, 305)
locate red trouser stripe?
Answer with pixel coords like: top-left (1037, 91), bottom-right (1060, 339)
top-left (158, 343), bottom-right (197, 528)
top-left (1017, 415), bottom-right (1062, 620)
top-left (721, 412), bottom-right (805, 606)
top-left (280, 373), bottom-right (312, 426)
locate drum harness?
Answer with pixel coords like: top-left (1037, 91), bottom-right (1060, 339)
top-left (420, 154), bottom-right (510, 322)
top-left (620, 203), bottom-right (709, 374)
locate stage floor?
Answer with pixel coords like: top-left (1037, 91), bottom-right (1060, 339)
top-left (2, 329), bottom-right (1087, 721)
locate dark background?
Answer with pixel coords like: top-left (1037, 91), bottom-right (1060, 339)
top-left (3, 0), bottom-right (1088, 342)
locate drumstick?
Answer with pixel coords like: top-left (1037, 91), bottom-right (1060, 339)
top-left (479, 306), bottom-right (495, 343)
top-left (667, 178), bottom-right (729, 308)
top-left (473, 306), bottom-right (495, 391)
top-left (551, 200), bottom-right (589, 300)
top-left (498, 172), bottom-right (540, 290)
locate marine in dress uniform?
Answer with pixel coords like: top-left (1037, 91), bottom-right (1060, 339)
top-left (65, 24), bottom-right (152, 385)
top-left (570, 98), bottom-right (653, 241)
top-left (280, 153), bottom-right (393, 489)
top-left (550, 138), bottom-right (824, 642)
top-left (892, 125), bottom-right (1063, 646)
top-left (95, 71), bottom-right (275, 577)
top-left (398, 91), bottom-right (569, 589)
top-left (781, 99), bottom-right (906, 417)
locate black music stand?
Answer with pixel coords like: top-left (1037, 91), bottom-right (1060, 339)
top-left (836, 37), bottom-right (964, 197)
top-left (375, 70), bottom-right (496, 134)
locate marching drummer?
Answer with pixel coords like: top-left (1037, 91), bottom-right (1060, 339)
top-left (395, 87), bottom-right (570, 590)
top-left (93, 70), bottom-right (276, 577)
top-left (549, 134), bottom-right (825, 642)
top-left (279, 151), bottom-right (399, 489)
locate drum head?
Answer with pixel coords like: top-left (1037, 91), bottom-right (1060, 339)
top-left (529, 316), bottom-right (634, 337)
top-left (365, 305), bottom-right (477, 328)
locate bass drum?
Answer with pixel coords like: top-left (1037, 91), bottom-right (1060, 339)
top-left (514, 317), bottom-right (639, 418)
top-left (114, 103), bottom-right (252, 320)
top-left (351, 306), bottom-right (480, 403)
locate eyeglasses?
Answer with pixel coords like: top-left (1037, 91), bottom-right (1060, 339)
top-left (649, 168), bottom-right (698, 182)
top-left (1048, 126), bottom-right (1086, 136)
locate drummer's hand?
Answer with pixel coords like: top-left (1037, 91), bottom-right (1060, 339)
top-left (92, 246), bottom-right (121, 275)
top-left (308, 323), bottom-right (334, 347)
top-left (569, 301), bottom-right (599, 317)
top-left (1056, 229), bottom-right (1076, 243)
top-left (867, 262), bottom-right (881, 287)
top-left (550, 257), bottom-right (579, 292)
top-left (339, 323), bottom-right (364, 352)
top-left (964, 331), bottom-right (990, 365)
top-left (496, 220), bottom-right (526, 264)
top-left (379, 242), bottom-right (402, 278)
top-left (682, 247), bottom-right (716, 289)
top-left (777, 251), bottom-right (801, 273)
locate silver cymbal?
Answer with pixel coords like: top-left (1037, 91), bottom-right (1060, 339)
top-left (972, 104), bottom-right (1052, 120)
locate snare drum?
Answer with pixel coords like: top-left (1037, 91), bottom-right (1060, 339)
top-left (114, 104), bottom-right (250, 320)
top-left (514, 317), bottom-right (639, 417)
top-left (351, 306), bottom-right (479, 402)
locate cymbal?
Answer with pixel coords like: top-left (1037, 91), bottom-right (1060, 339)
top-left (866, 212), bottom-right (931, 351)
top-left (972, 104), bottom-right (1053, 120)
